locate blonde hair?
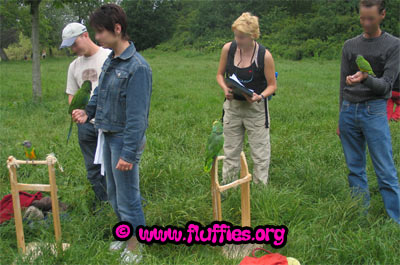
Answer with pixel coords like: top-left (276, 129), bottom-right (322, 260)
top-left (232, 12), bottom-right (260, 40)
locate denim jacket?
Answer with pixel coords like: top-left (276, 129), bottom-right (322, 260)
top-left (86, 42), bottom-right (152, 164)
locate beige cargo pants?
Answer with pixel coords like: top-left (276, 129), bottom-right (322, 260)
top-left (222, 99), bottom-right (271, 185)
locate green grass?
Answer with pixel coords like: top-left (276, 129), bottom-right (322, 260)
top-left (0, 50), bottom-right (399, 265)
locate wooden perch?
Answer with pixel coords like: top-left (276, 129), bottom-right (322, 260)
top-left (210, 152), bottom-right (252, 227)
top-left (6, 154), bottom-right (62, 255)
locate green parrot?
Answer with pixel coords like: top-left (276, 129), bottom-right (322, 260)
top-left (204, 120), bottom-right (224, 173)
top-left (356, 55), bottom-right (376, 77)
top-left (67, 80), bottom-right (92, 144)
top-left (23, 140), bottom-right (37, 160)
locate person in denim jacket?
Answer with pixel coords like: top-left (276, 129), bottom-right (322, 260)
top-left (72, 4), bottom-right (152, 263)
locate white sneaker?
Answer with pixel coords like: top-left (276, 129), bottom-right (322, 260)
top-left (109, 241), bottom-right (126, 251)
top-left (120, 247), bottom-right (142, 264)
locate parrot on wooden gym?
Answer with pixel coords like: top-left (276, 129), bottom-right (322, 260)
top-left (23, 140), bottom-right (37, 160)
top-left (204, 120), bottom-right (224, 173)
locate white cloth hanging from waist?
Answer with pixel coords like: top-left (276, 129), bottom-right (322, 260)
top-left (94, 129), bottom-right (105, 175)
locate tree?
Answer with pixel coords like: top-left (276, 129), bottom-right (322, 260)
top-left (40, 1), bottom-right (75, 56)
top-left (122, 0), bottom-right (179, 50)
top-left (68, 0), bottom-right (110, 23)
top-left (0, 0), bottom-right (25, 61)
top-left (26, 0), bottom-right (42, 102)
top-left (19, 0), bottom-right (106, 102)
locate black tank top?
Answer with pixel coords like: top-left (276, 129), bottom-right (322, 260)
top-left (222, 41), bottom-right (270, 128)
top-left (225, 41), bottom-right (268, 101)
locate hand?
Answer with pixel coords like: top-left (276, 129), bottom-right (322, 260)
top-left (244, 92), bottom-right (262, 103)
top-left (224, 88), bottom-right (233, 101)
top-left (346, 71), bottom-right (368, 85)
top-left (336, 126), bottom-right (340, 137)
top-left (116, 158), bottom-right (133, 171)
top-left (72, 109), bottom-right (88, 124)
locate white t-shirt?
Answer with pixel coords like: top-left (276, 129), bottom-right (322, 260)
top-left (66, 47), bottom-right (111, 98)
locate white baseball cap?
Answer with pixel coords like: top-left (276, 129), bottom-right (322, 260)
top-left (60, 23), bottom-right (87, 48)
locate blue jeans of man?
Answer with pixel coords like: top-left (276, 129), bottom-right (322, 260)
top-left (77, 122), bottom-right (108, 201)
top-left (103, 132), bottom-right (146, 235)
top-left (339, 99), bottom-right (400, 224)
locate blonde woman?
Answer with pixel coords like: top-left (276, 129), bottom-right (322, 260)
top-left (216, 12), bottom-right (277, 185)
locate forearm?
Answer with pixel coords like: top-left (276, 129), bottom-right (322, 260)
top-left (362, 75), bottom-right (391, 95)
top-left (340, 46), bottom-right (349, 110)
top-left (216, 74), bottom-right (230, 92)
top-left (85, 104), bottom-right (96, 121)
top-left (121, 66), bottom-right (152, 163)
top-left (339, 78), bottom-right (345, 110)
top-left (85, 86), bottom-right (98, 120)
top-left (339, 87), bottom-right (344, 111)
top-left (121, 117), bottom-right (147, 164)
top-left (261, 84), bottom-right (276, 98)
top-left (68, 94), bottom-right (74, 105)
top-left (363, 44), bottom-right (400, 96)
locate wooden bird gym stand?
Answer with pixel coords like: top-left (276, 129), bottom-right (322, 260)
top-left (210, 151), bottom-right (252, 226)
top-left (7, 154), bottom-right (63, 255)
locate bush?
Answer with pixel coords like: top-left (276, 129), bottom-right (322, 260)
top-left (4, 32), bottom-right (67, 60)
top-left (283, 46), bottom-right (303, 61)
top-left (193, 38), bottom-right (228, 53)
top-left (152, 0), bottom-right (398, 61)
top-left (4, 33), bottom-right (32, 60)
top-left (156, 36), bottom-right (229, 54)
top-left (319, 43), bottom-right (342, 60)
top-left (301, 39), bottom-right (325, 58)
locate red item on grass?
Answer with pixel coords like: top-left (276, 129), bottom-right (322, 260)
top-left (0, 191), bottom-right (43, 224)
top-left (239, 248), bottom-right (288, 265)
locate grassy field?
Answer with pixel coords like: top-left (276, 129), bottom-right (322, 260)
top-left (0, 50), bottom-right (399, 265)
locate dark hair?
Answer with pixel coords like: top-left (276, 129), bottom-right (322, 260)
top-left (359, 0), bottom-right (386, 13)
top-left (89, 3), bottom-right (129, 40)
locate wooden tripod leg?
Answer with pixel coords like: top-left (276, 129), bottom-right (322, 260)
top-left (240, 152), bottom-right (251, 227)
top-left (9, 165), bottom-right (26, 253)
top-left (241, 182), bottom-right (250, 227)
top-left (211, 158), bottom-right (222, 221)
top-left (48, 163), bottom-right (61, 245)
top-left (212, 187), bottom-right (223, 221)
top-left (216, 189), bottom-right (222, 221)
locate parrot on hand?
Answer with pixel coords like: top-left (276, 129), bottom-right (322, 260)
top-left (356, 55), bottom-right (375, 77)
top-left (204, 120), bottom-right (224, 173)
top-left (67, 80), bottom-right (92, 144)
top-left (23, 140), bottom-right (37, 160)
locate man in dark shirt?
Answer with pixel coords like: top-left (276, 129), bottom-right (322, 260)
top-left (338, 0), bottom-right (400, 224)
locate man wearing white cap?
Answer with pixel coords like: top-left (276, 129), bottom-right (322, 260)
top-left (61, 22), bottom-right (111, 208)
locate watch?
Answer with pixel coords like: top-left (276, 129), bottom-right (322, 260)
top-left (261, 94), bottom-right (265, 100)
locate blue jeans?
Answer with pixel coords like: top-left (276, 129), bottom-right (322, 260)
top-left (77, 122), bottom-right (108, 201)
top-left (339, 99), bottom-right (400, 224)
top-left (103, 132), bottom-right (146, 235)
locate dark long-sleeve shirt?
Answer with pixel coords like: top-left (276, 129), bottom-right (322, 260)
top-left (340, 32), bottom-right (400, 108)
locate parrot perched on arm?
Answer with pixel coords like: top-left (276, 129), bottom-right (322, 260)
top-left (204, 120), bottom-right (224, 173)
top-left (67, 80), bottom-right (92, 144)
top-left (23, 140), bottom-right (36, 160)
top-left (356, 55), bottom-right (376, 77)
